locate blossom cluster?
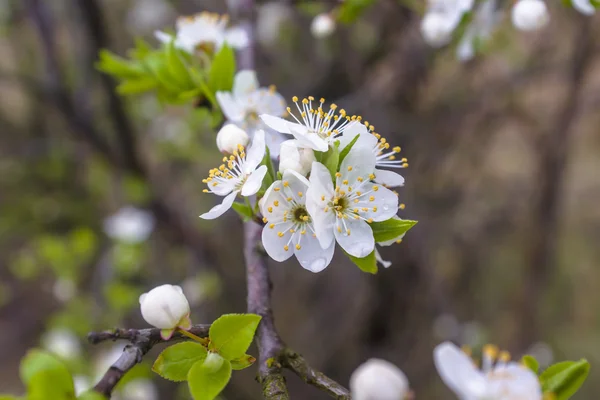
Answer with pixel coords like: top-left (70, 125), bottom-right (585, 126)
top-left (199, 71), bottom-right (412, 272)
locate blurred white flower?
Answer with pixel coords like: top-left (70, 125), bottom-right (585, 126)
top-left (139, 284), bottom-right (191, 338)
top-left (126, 0), bottom-right (174, 34)
top-left (200, 131), bottom-right (267, 220)
top-left (434, 341), bottom-right (542, 399)
top-left (103, 206), bottom-right (155, 244)
top-left (457, 0), bottom-right (502, 61)
top-left (257, 2), bottom-right (293, 46)
top-left (278, 140), bottom-right (316, 176)
top-left (421, 0), bottom-right (474, 47)
top-left (261, 170), bottom-right (334, 272)
top-left (52, 278), bottom-right (76, 303)
top-left (306, 146), bottom-right (398, 259)
top-left (311, 13), bottom-right (336, 38)
top-left (350, 358), bottom-right (409, 400)
top-left (572, 0), bottom-right (596, 15)
top-left (216, 124), bottom-right (250, 154)
top-left (155, 12), bottom-right (248, 54)
top-left (73, 375), bottom-right (91, 396)
top-left (121, 378), bottom-right (159, 400)
top-left (216, 70), bottom-right (287, 157)
top-left (42, 328), bottom-right (81, 360)
top-left (511, 0), bottom-right (549, 31)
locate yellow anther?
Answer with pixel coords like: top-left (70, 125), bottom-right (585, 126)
top-left (343, 179), bottom-right (349, 185)
top-left (302, 216), bottom-right (309, 221)
top-left (396, 239), bottom-right (402, 244)
top-left (292, 96), bottom-right (298, 102)
top-left (321, 195), bottom-right (325, 201)
top-left (308, 96), bottom-right (314, 101)
top-left (302, 98), bottom-right (309, 104)
top-left (346, 229), bottom-right (351, 235)
top-left (262, 217), bottom-right (268, 223)
top-left (499, 351), bottom-right (511, 363)
top-left (324, 207), bottom-right (329, 212)
top-left (372, 207), bottom-right (378, 212)
top-left (399, 203), bottom-right (406, 209)
top-left (483, 344), bottom-right (499, 360)
top-left (269, 223), bottom-right (275, 229)
top-left (330, 103), bottom-right (337, 110)
top-left (320, 97), bottom-right (325, 103)
top-left (348, 187), bottom-right (352, 192)
top-left (393, 146), bottom-right (401, 153)
top-left (295, 244), bottom-right (301, 250)
top-left (362, 207), bottom-right (369, 212)
top-left (337, 226), bottom-right (342, 233)
top-left (369, 173), bottom-right (376, 180)
top-left (274, 187), bottom-right (280, 192)
top-left (274, 200), bottom-right (279, 207)
top-left (403, 163), bottom-right (409, 168)
top-left (369, 196), bottom-right (375, 202)
top-left (269, 84), bottom-right (276, 93)
top-left (335, 172), bottom-right (342, 178)
top-left (283, 181), bottom-right (289, 187)
top-left (353, 199), bottom-right (359, 203)
top-left (301, 230), bottom-right (306, 235)
top-left (298, 191), bottom-right (303, 197)
top-left (278, 232), bottom-right (284, 237)
top-left (289, 229), bottom-right (295, 233)
top-left (367, 218), bottom-right (373, 223)
top-left (287, 197), bottom-right (292, 201)
top-left (268, 207), bottom-right (273, 213)
top-left (286, 106), bottom-right (292, 113)
top-left (284, 245), bottom-right (289, 251)
top-left (356, 191), bottom-right (362, 196)
top-left (203, 189), bottom-right (209, 193)
top-left (373, 186), bottom-right (379, 191)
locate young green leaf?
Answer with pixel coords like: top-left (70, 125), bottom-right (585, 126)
top-left (0, 396), bottom-right (21, 400)
top-left (323, 144), bottom-right (340, 182)
top-left (345, 250), bottom-right (377, 274)
top-left (232, 203), bottom-right (255, 221)
top-left (540, 360), bottom-right (590, 400)
top-left (338, 134), bottom-right (359, 167)
top-left (166, 41), bottom-right (193, 89)
top-left (337, 0), bottom-right (376, 23)
top-left (521, 355), bottom-right (539, 374)
top-left (96, 50), bottom-right (144, 79)
top-left (209, 314), bottom-right (261, 360)
top-left (230, 354), bottom-right (257, 370)
top-left (208, 45), bottom-right (235, 93)
top-left (77, 391), bottom-right (107, 400)
top-left (116, 77), bottom-right (158, 95)
top-left (259, 145), bottom-right (275, 194)
top-left (19, 350), bottom-right (75, 400)
top-left (188, 356), bottom-right (232, 400)
top-left (371, 219), bottom-right (417, 243)
top-left (152, 342), bottom-right (208, 382)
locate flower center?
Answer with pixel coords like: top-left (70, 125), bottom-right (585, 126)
top-left (292, 205), bottom-right (310, 223)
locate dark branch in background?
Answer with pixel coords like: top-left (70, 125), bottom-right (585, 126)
top-left (517, 18), bottom-right (595, 351)
top-left (88, 325), bottom-right (210, 396)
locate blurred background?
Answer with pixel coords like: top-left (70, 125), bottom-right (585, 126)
top-left (0, 0), bottom-right (599, 398)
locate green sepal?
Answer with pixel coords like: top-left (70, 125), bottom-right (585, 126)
top-left (345, 250), bottom-right (377, 274)
top-left (371, 219), bottom-right (417, 243)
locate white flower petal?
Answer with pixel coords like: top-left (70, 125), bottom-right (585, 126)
top-left (290, 124), bottom-right (329, 152)
top-left (294, 233), bottom-right (335, 272)
top-left (341, 145), bottom-right (376, 183)
top-left (375, 248), bottom-right (392, 268)
top-left (261, 221), bottom-right (295, 261)
top-left (264, 129), bottom-right (287, 159)
top-left (572, 0), bottom-right (595, 14)
top-left (434, 342), bottom-right (487, 399)
top-left (255, 90), bottom-right (287, 118)
top-left (260, 114), bottom-right (293, 134)
top-left (487, 363), bottom-right (542, 399)
top-left (208, 178), bottom-right (237, 196)
top-left (216, 92), bottom-right (245, 122)
top-left (337, 122), bottom-right (369, 148)
top-left (199, 191), bottom-right (238, 219)
top-left (374, 169), bottom-right (405, 187)
top-left (244, 129), bottom-right (266, 172)
top-left (241, 165), bottom-right (268, 196)
top-left (154, 30), bottom-right (173, 44)
top-left (334, 218), bottom-right (375, 258)
top-left (260, 182), bottom-right (288, 220)
top-left (233, 70), bottom-right (259, 98)
top-left (224, 26), bottom-right (250, 48)
top-left (356, 185), bottom-right (398, 222)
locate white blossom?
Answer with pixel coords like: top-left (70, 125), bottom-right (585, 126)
top-left (103, 206), bottom-right (155, 244)
top-left (339, 127), bottom-right (406, 188)
top-left (350, 358), bottom-right (409, 400)
top-left (278, 140), bottom-right (316, 176)
top-left (572, 0), bottom-right (596, 15)
top-left (216, 124), bottom-right (250, 154)
top-left (511, 0), bottom-right (549, 31)
top-left (421, 0), bottom-right (474, 47)
top-left (52, 278), bottom-right (76, 303)
top-left (311, 13), bottom-right (336, 38)
top-left (200, 130), bottom-right (267, 220)
top-left (121, 379), bottom-right (159, 400)
top-left (216, 70), bottom-right (287, 157)
top-left (73, 375), bottom-right (91, 396)
top-left (139, 284), bottom-right (191, 338)
top-left (155, 12), bottom-right (248, 54)
top-left (434, 341), bottom-right (542, 400)
top-left (306, 146), bottom-right (399, 258)
top-left (42, 328), bottom-right (81, 360)
top-left (257, 2), bottom-right (293, 46)
top-left (261, 170), bottom-right (334, 272)
top-left (457, 0), bottom-right (502, 61)
top-left (260, 96), bottom-right (365, 152)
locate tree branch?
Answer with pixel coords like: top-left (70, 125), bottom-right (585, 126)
top-left (88, 325), bottom-right (210, 396)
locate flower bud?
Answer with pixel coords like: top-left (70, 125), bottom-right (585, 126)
top-left (311, 13), bottom-right (336, 38)
top-left (421, 13), bottom-right (454, 47)
top-left (216, 124), bottom-right (250, 154)
top-left (278, 140), bottom-right (316, 176)
top-left (350, 358), bottom-right (409, 400)
top-left (139, 284), bottom-right (191, 334)
top-left (511, 0), bottom-right (549, 31)
top-left (103, 206), bottom-right (155, 244)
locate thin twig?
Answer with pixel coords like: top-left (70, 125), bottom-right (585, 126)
top-left (88, 325), bottom-right (210, 396)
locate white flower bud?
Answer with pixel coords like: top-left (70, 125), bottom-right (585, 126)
top-left (278, 140), bottom-right (316, 176)
top-left (103, 206), bottom-right (155, 244)
top-left (139, 284), bottom-right (190, 330)
top-left (216, 124), bottom-right (250, 154)
top-left (350, 358), bottom-right (409, 400)
top-left (511, 0), bottom-right (549, 31)
top-left (311, 13), bottom-right (336, 38)
top-left (421, 13), bottom-right (455, 47)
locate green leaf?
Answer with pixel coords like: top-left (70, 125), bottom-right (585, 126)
top-left (521, 355), bottom-right (539, 374)
top-left (259, 145), bottom-right (275, 194)
top-left (96, 50), bottom-right (144, 79)
top-left (323, 143), bottom-right (340, 182)
top-left (232, 203), bottom-right (255, 221)
top-left (337, 0), bottom-right (376, 23)
top-left (209, 314), bottom-right (261, 360)
top-left (77, 391), bottom-right (106, 400)
top-left (371, 218), bottom-right (417, 243)
top-left (230, 354), bottom-right (256, 370)
top-left (208, 44), bottom-right (235, 93)
top-left (0, 396), bottom-right (20, 400)
top-left (20, 349), bottom-right (75, 400)
top-left (540, 360), bottom-right (590, 400)
top-left (153, 342), bottom-right (208, 382)
top-left (129, 38), bottom-right (153, 60)
top-left (166, 40), bottom-right (194, 89)
top-left (345, 250), bottom-right (377, 274)
top-left (188, 355), bottom-right (232, 400)
top-left (116, 77), bottom-right (158, 95)
top-left (338, 134), bottom-right (359, 167)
